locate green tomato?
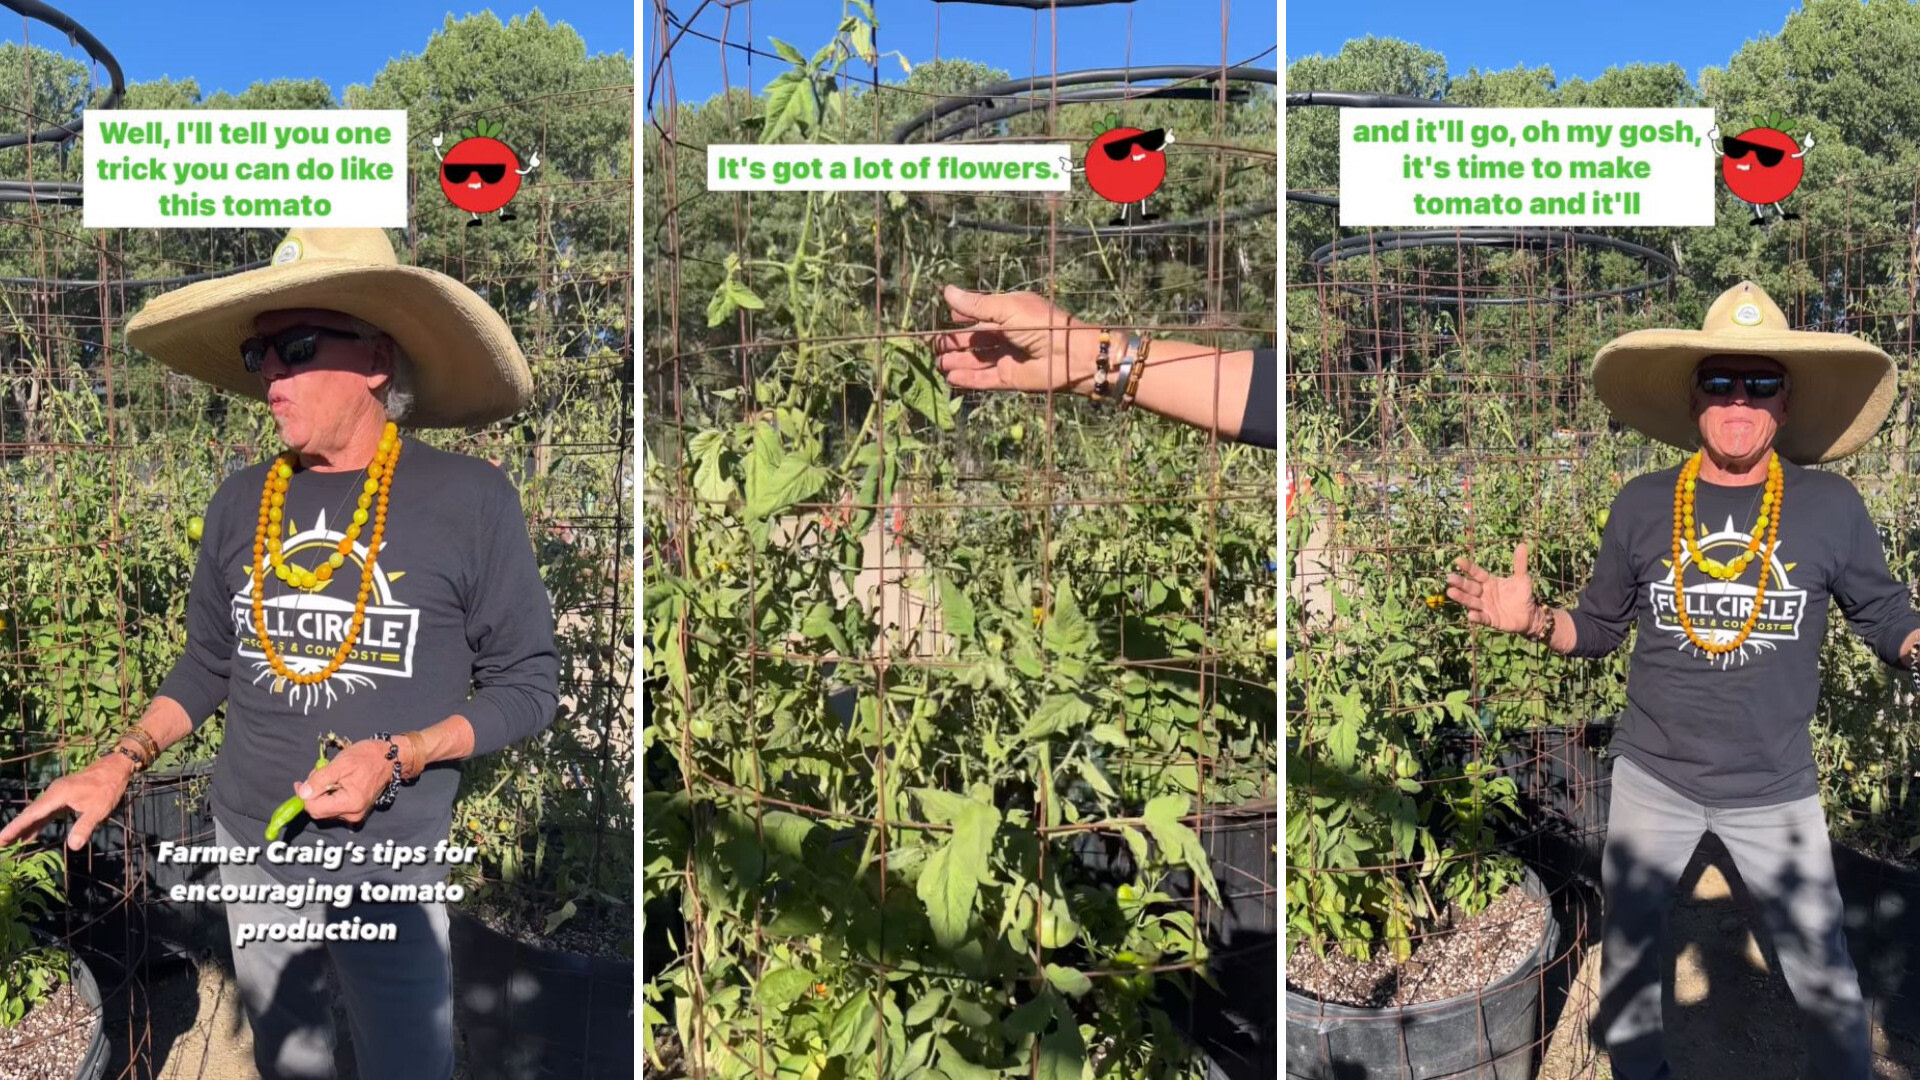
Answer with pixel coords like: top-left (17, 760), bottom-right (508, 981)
top-left (689, 718), bottom-right (714, 739)
top-left (1263, 628), bottom-right (1278, 652)
top-left (187, 516), bottom-right (204, 543)
top-left (1009, 422), bottom-right (1025, 444)
top-left (1597, 507), bottom-right (1611, 530)
top-left (1117, 884), bottom-right (1138, 903)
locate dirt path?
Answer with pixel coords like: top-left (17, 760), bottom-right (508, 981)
top-left (1538, 837), bottom-right (1920, 1079)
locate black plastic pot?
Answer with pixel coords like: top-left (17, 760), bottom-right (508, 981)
top-left (450, 906), bottom-right (634, 1080)
top-left (1831, 841), bottom-right (1920, 1041)
top-left (69, 947), bottom-right (108, 1080)
top-left (17, 933), bottom-right (109, 1080)
top-left (1429, 723), bottom-right (1612, 885)
top-left (1066, 799), bottom-right (1278, 1078)
top-left (116, 762), bottom-right (225, 960)
top-left (1284, 865), bottom-right (1561, 1080)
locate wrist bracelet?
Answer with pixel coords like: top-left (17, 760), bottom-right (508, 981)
top-left (1110, 333), bottom-right (1140, 404)
top-left (1121, 333), bottom-right (1152, 411)
top-left (401, 731), bottom-right (427, 782)
top-left (1092, 330), bottom-right (1111, 399)
top-left (119, 726), bottom-right (159, 765)
top-left (371, 732), bottom-right (403, 809)
top-left (106, 744), bottom-right (147, 773)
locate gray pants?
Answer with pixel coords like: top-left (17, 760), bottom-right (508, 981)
top-left (1598, 753), bottom-right (1869, 1080)
top-left (213, 818), bottom-right (455, 1080)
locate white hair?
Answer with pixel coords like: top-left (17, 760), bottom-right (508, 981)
top-left (349, 316), bottom-right (417, 423)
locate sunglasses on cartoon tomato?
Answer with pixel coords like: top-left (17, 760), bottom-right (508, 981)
top-left (1720, 136), bottom-right (1788, 168)
top-left (442, 162), bottom-right (507, 184)
top-left (241, 326), bottom-right (365, 374)
top-left (1101, 128), bottom-right (1169, 160)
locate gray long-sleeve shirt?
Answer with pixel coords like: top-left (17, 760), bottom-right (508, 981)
top-left (1567, 459), bottom-right (1920, 807)
top-left (157, 437), bottom-right (559, 885)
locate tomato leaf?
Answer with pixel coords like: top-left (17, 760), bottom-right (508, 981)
top-left (757, 966), bottom-right (816, 1010)
top-left (1142, 794), bottom-right (1222, 905)
top-left (1044, 963), bottom-right (1092, 999)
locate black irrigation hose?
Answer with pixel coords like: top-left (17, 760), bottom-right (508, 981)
top-left (0, 258), bottom-right (276, 292)
top-left (0, 0), bottom-right (125, 148)
top-left (1284, 91), bottom-right (1455, 208)
top-left (891, 65), bottom-right (1275, 144)
top-left (1307, 229), bottom-right (1678, 306)
top-left (0, 0), bottom-right (125, 203)
top-left (891, 65), bottom-right (1276, 238)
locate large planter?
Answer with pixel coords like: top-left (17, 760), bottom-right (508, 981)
top-left (1067, 799), bottom-right (1278, 1078)
top-left (450, 905), bottom-right (634, 1080)
top-left (9, 933), bottom-right (109, 1080)
top-left (1831, 841), bottom-right (1920, 1041)
top-left (3, 761), bottom-right (225, 963)
top-left (1284, 865), bottom-right (1561, 1080)
top-left (1430, 723), bottom-right (1612, 886)
top-left (128, 762), bottom-right (224, 958)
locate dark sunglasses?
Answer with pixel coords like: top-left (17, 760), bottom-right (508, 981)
top-left (1722, 137), bottom-right (1786, 168)
top-left (1696, 370), bottom-right (1788, 399)
top-left (1101, 128), bottom-right (1168, 160)
top-left (241, 326), bottom-right (364, 374)
top-left (443, 162), bottom-right (507, 184)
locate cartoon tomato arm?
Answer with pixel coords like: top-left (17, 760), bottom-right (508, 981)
top-left (1058, 156), bottom-right (1084, 174)
top-left (1708, 125), bottom-right (1723, 157)
top-left (430, 133), bottom-right (445, 161)
top-left (1791, 131), bottom-right (1814, 159)
top-left (515, 150), bottom-right (541, 176)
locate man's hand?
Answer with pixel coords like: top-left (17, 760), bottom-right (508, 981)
top-left (0, 755), bottom-right (136, 851)
top-left (1446, 542), bottom-right (1538, 635)
top-left (295, 740), bottom-right (395, 826)
top-left (932, 286), bottom-right (1099, 395)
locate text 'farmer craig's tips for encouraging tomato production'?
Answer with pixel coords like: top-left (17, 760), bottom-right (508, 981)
top-left (82, 109), bottom-right (409, 228)
top-left (1336, 107), bottom-right (1717, 227)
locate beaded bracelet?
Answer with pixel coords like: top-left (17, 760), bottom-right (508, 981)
top-left (119, 726), bottom-right (160, 764)
top-left (370, 732), bottom-right (403, 810)
top-left (106, 743), bottom-right (148, 773)
top-left (1092, 330), bottom-right (1112, 399)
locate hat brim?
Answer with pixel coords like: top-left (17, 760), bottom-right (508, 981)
top-left (124, 261), bottom-right (532, 429)
top-left (1592, 327), bottom-right (1896, 464)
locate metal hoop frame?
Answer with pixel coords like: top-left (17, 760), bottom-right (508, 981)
top-left (891, 65), bottom-right (1276, 237)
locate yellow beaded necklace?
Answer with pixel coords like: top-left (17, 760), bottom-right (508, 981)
top-left (1670, 449), bottom-right (1783, 657)
top-left (251, 423), bottom-right (400, 686)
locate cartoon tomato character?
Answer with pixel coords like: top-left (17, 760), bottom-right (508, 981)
top-left (1061, 113), bottom-right (1175, 226)
top-left (430, 118), bottom-right (541, 225)
top-left (1710, 110), bottom-right (1812, 226)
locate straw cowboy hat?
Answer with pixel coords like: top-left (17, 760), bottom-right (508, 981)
top-left (124, 227), bottom-right (532, 428)
top-left (1592, 280), bottom-right (1896, 464)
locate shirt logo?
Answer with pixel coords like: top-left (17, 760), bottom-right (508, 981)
top-left (230, 509), bottom-right (418, 712)
top-left (1648, 514), bottom-right (1806, 667)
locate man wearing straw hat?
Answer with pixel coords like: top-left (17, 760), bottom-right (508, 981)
top-left (0, 227), bottom-right (560, 1080)
top-left (1447, 280), bottom-right (1918, 1080)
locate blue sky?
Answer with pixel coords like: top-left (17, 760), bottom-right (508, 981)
top-left (649, 1), bottom-right (1279, 106)
top-left (37, 4), bottom-right (632, 101)
top-left (1288, 0), bottom-right (1804, 85)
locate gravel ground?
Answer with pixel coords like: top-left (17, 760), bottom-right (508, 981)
top-left (0, 981), bottom-right (98, 1080)
top-left (1286, 881), bottom-right (1549, 1007)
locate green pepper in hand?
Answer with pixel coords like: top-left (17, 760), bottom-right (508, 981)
top-left (266, 747), bottom-right (331, 841)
